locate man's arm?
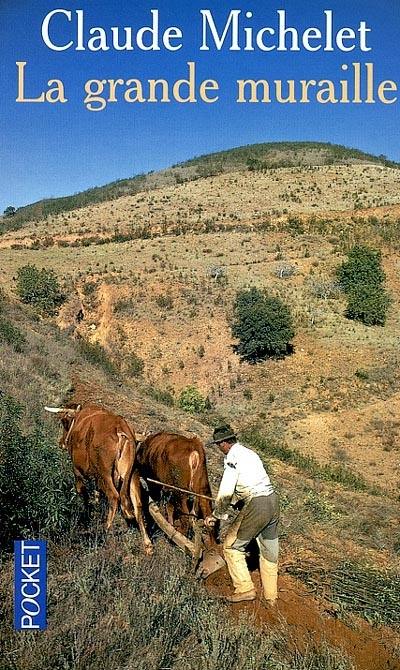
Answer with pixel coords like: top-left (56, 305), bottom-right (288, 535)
top-left (213, 462), bottom-right (239, 519)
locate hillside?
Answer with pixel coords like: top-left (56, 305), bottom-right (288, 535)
top-left (1, 149), bottom-right (400, 492)
top-left (2, 141), bottom-right (399, 233)
top-left (1, 141), bottom-right (400, 669)
top-left (1, 292), bottom-right (399, 670)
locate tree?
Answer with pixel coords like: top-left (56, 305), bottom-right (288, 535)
top-left (346, 284), bottom-right (390, 326)
top-left (231, 288), bottom-right (295, 362)
top-left (336, 245), bottom-right (390, 326)
top-left (3, 206), bottom-right (16, 217)
top-left (16, 264), bottom-right (64, 315)
top-left (336, 246), bottom-right (385, 293)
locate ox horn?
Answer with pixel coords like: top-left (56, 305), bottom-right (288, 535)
top-left (44, 406), bottom-right (65, 413)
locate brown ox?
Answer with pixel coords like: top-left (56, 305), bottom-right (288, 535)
top-left (137, 432), bottom-right (216, 544)
top-left (45, 403), bottom-right (152, 554)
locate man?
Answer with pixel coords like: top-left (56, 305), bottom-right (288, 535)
top-left (206, 424), bottom-right (279, 604)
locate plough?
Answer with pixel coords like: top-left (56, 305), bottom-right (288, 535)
top-left (140, 477), bottom-right (226, 579)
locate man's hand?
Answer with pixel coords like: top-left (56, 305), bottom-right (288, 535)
top-left (204, 515), bottom-right (217, 528)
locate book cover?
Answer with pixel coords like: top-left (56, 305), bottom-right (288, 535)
top-left (0, 2), bottom-right (399, 669)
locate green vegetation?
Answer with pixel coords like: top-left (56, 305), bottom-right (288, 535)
top-left (336, 246), bottom-right (385, 291)
top-left (355, 368), bottom-right (369, 380)
top-left (346, 284), bottom-right (391, 326)
top-left (0, 537), bottom-right (355, 670)
top-left (178, 386), bottom-right (209, 413)
top-left (336, 246), bottom-right (390, 326)
top-left (0, 174), bottom-right (148, 232)
top-left (287, 560), bottom-right (400, 626)
top-left (186, 141), bottom-right (399, 174)
top-left (303, 489), bottom-right (338, 522)
top-left (146, 386), bottom-right (174, 406)
top-left (126, 351), bottom-right (145, 377)
top-left (242, 428), bottom-right (380, 496)
top-left (78, 339), bottom-right (117, 375)
top-left (231, 288), bottom-right (294, 362)
top-left (0, 392), bottom-right (79, 549)
top-left (16, 264), bottom-right (64, 315)
top-left (0, 319), bottom-right (26, 352)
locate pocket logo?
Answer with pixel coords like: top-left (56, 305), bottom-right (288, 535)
top-left (14, 540), bottom-right (47, 630)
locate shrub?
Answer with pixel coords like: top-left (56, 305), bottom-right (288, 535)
top-left (303, 489), bottom-right (337, 522)
top-left (208, 266), bottom-right (226, 280)
top-left (155, 294), bottom-right (174, 310)
top-left (0, 392), bottom-right (79, 549)
top-left (0, 286), bottom-right (5, 309)
top-left (178, 386), bottom-right (208, 413)
top-left (231, 288), bottom-right (295, 361)
top-left (16, 264), bottom-right (64, 315)
top-left (114, 297), bottom-right (135, 315)
top-left (147, 386), bottom-right (174, 406)
top-left (286, 216), bottom-right (304, 235)
top-left (336, 246), bottom-right (385, 293)
top-left (346, 284), bottom-right (390, 326)
top-left (78, 339), bottom-right (117, 375)
top-left (0, 318), bottom-right (26, 352)
top-left (82, 281), bottom-right (97, 296)
top-left (309, 278), bottom-right (341, 300)
top-left (126, 352), bottom-right (145, 377)
top-left (274, 264), bottom-right (296, 279)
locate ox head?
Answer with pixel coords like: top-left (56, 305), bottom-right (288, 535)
top-left (135, 429), bottom-right (152, 453)
top-left (45, 404), bottom-right (82, 438)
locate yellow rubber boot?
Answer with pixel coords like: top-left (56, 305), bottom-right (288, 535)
top-left (259, 556), bottom-right (278, 604)
top-left (223, 546), bottom-right (256, 599)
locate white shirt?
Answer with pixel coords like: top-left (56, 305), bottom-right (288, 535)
top-left (214, 442), bottom-right (274, 519)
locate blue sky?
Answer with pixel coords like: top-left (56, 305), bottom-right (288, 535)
top-left (1, 0), bottom-right (399, 212)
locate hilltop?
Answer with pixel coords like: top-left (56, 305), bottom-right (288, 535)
top-left (2, 141), bottom-right (398, 233)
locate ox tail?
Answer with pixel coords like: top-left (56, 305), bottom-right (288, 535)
top-left (116, 431), bottom-right (136, 521)
top-left (188, 450), bottom-right (200, 492)
top-left (116, 431), bottom-right (153, 553)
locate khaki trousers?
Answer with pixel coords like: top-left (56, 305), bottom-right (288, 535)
top-left (222, 495), bottom-right (279, 599)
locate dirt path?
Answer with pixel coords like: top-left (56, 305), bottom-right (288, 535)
top-left (207, 567), bottom-right (399, 670)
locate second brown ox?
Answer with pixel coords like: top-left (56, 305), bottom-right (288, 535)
top-left (137, 432), bottom-right (216, 543)
top-left (45, 403), bottom-right (152, 554)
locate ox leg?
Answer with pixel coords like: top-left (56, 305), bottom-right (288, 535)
top-left (75, 473), bottom-right (91, 526)
top-left (119, 476), bottom-right (135, 522)
top-left (101, 477), bottom-right (120, 532)
top-left (130, 472), bottom-right (153, 555)
top-left (178, 495), bottom-right (191, 537)
top-left (166, 500), bottom-right (175, 527)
